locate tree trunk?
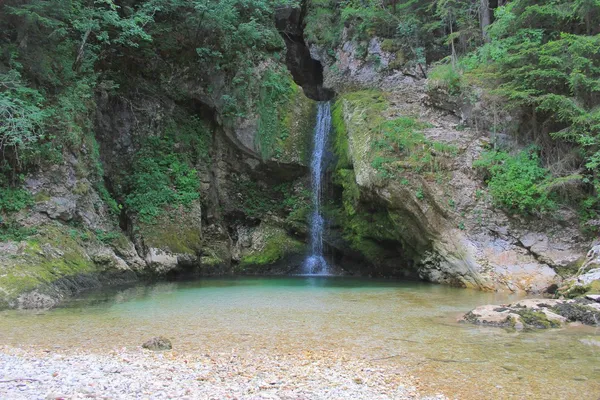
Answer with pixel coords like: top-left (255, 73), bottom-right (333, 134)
top-left (480, 0), bottom-right (491, 42)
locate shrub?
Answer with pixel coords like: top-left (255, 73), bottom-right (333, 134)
top-left (0, 187), bottom-right (33, 213)
top-left (428, 63), bottom-right (463, 95)
top-left (474, 148), bottom-right (556, 214)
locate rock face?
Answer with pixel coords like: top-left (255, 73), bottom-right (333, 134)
top-left (461, 298), bottom-right (600, 329)
top-left (0, 156), bottom-right (142, 309)
top-left (329, 84), bottom-right (588, 292)
top-left (0, 50), bottom-right (317, 309)
top-left (275, 5), bottom-right (334, 100)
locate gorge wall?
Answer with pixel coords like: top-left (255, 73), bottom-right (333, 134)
top-left (0, 0), bottom-right (598, 309)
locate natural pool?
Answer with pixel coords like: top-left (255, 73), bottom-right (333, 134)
top-left (0, 277), bottom-right (598, 399)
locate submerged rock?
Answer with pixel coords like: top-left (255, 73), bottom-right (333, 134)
top-left (460, 298), bottom-right (599, 330)
top-left (142, 336), bottom-right (172, 351)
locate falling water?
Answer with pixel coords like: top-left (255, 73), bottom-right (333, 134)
top-left (303, 101), bottom-right (331, 274)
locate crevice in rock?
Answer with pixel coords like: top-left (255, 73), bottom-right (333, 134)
top-left (275, 3), bottom-right (334, 101)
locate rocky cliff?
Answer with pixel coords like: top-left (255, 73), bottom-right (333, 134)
top-left (0, 1), bottom-right (597, 309)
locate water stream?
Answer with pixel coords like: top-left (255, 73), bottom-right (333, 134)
top-left (304, 101), bottom-right (331, 274)
top-left (0, 277), bottom-right (598, 399)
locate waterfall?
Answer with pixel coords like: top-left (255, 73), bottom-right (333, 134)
top-left (303, 101), bottom-right (331, 275)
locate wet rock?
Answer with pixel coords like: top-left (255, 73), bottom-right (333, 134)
top-left (586, 294), bottom-right (600, 302)
top-left (144, 248), bottom-right (179, 274)
top-left (142, 336), bottom-right (172, 351)
top-left (462, 298), bottom-right (600, 329)
top-left (551, 299), bottom-right (600, 326)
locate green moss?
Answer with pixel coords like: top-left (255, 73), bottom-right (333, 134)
top-left (239, 225), bottom-right (304, 271)
top-left (0, 224), bottom-right (97, 306)
top-left (255, 68), bottom-right (297, 160)
top-left (560, 280), bottom-right (600, 298)
top-left (331, 99), bottom-right (351, 169)
top-left (380, 39), bottom-right (401, 53)
top-left (275, 81), bottom-right (316, 164)
top-left (73, 181), bottom-right (90, 195)
top-left (34, 192), bottom-right (51, 203)
top-left (515, 309), bottom-right (560, 329)
top-left (330, 168), bottom-right (411, 265)
top-left (388, 50), bottom-right (406, 70)
top-left (139, 215), bottom-right (201, 255)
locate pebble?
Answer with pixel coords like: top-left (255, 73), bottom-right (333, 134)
top-left (0, 346), bottom-right (446, 399)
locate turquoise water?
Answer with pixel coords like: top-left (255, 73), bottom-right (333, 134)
top-left (0, 277), bottom-right (598, 399)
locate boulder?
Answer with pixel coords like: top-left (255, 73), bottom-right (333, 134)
top-left (142, 336), bottom-right (172, 351)
top-left (461, 298), bottom-right (600, 330)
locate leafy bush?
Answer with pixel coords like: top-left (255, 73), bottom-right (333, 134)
top-left (95, 229), bottom-right (121, 244)
top-left (125, 123), bottom-right (203, 223)
top-left (255, 69), bottom-right (294, 160)
top-left (0, 222), bottom-right (37, 242)
top-left (0, 188), bottom-right (33, 213)
top-left (428, 63), bottom-right (463, 95)
top-left (474, 148), bottom-right (556, 214)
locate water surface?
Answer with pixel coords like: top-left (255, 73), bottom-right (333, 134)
top-left (0, 277), bottom-right (598, 399)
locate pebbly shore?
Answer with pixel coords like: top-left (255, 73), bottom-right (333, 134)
top-left (0, 346), bottom-right (447, 400)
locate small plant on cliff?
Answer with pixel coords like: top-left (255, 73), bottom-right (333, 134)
top-left (255, 69), bottom-right (294, 160)
top-left (474, 148), bottom-right (556, 215)
top-left (0, 187), bottom-right (33, 213)
top-left (125, 124), bottom-right (201, 223)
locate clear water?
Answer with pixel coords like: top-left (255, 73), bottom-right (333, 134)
top-left (0, 277), bottom-right (598, 399)
top-left (304, 101), bottom-right (331, 274)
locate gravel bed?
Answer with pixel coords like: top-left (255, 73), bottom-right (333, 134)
top-left (0, 346), bottom-right (447, 399)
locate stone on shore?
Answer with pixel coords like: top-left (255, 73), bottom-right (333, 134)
top-left (142, 336), bottom-right (172, 351)
top-left (460, 298), bottom-right (600, 330)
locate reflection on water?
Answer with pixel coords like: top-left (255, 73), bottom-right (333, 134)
top-left (0, 276), bottom-right (598, 399)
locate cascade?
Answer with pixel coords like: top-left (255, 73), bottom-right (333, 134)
top-left (303, 101), bottom-right (331, 274)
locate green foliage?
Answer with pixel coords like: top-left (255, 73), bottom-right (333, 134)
top-left (0, 71), bottom-right (48, 159)
top-left (370, 115), bottom-right (454, 178)
top-left (0, 221), bottom-right (37, 242)
top-left (415, 187), bottom-right (424, 200)
top-left (449, 0), bottom-right (600, 221)
top-left (235, 179), bottom-right (308, 219)
top-left (428, 63), bottom-right (463, 95)
top-left (96, 183), bottom-right (120, 216)
top-left (474, 148), bottom-right (556, 214)
top-left (255, 69), bottom-right (295, 160)
top-left (238, 225), bottom-right (304, 269)
top-left (304, 0), bottom-right (448, 67)
top-left (0, 187), bottom-right (33, 213)
top-left (125, 117), bottom-right (206, 223)
top-left (94, 229), bottom-right (121, 244)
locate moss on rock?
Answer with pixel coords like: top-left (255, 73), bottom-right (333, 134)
top-left (514, 308), bottom-right (561, 329)
top-left (136, 203), bottom-right (202, 256)
top-left (0, 224), bottom-right (97, 308)
top-left (275, 81), bottom-right (317, 165)
top-left (238, 224), bottom-right (304, 272)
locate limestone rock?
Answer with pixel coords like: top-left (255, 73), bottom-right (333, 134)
top-left (333, 84), bottom-right (586, 293)
top-left (461, 298), bottom-right (600, 329)
top-left (37, 196), bottom-right (77, 222)
top-left (144, 248), bottom-right (179, 274)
